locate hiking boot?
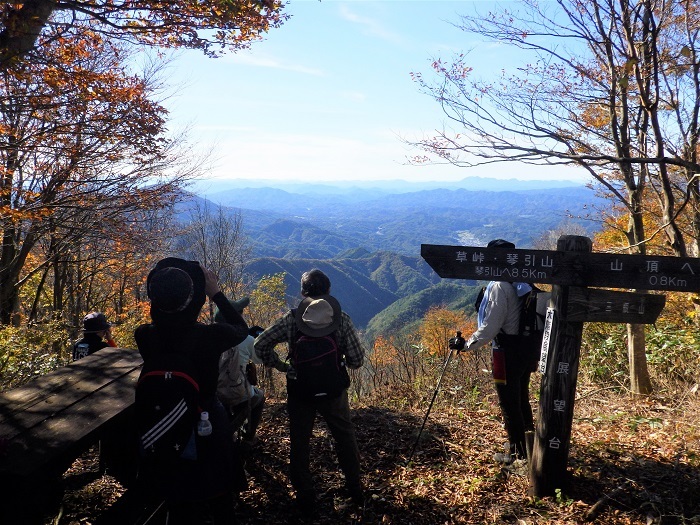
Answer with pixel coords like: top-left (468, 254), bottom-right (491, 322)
top-left (348, 484), bottom-right (365, 507)
top-left (504, 458), bottom-right (528, 476)
top-left (242, 435), bottom-right (259, 447)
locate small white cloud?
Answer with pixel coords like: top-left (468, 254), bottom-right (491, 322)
top-left (338, 5), bottom-right (404, 45)
top-left (225, 52), bottom-right (325, 76)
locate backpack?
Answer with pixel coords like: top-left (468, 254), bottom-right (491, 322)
top-left (518, 285), bottom-right (545, 366)
top-left (217, 346), bottom-right (251, 409)
top-left (287, 318), bottom-right (350, 399)
top-left (478, 283), bottom-right (545, 369)
top-left (135, 350), bottom-right (202, 461)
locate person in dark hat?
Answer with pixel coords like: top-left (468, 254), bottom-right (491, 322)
top-left (134, 258), bottom-right (249, 524)
top-left (254, 268), bottom-right (367, 515)
top-left (460, 239), bottom-right (535, 464)
top-left (72, 312), bottom-right (116, 361)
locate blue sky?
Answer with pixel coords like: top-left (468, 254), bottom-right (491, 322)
top-left (164, 1), bottom-right (586, 184)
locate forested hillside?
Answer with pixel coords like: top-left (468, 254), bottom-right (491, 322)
top-left (209, 185), bottom-right (602, 258)
top-left (190, 182), bottom-right (603, 333)
top-left (243, 250), bottom-right (452, 328)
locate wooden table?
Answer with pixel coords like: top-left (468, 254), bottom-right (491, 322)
top-left (0, 347), bottom-right (143, 478)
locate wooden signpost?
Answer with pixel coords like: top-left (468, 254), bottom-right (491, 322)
top-left (421, 236), bottom-right (700, 497)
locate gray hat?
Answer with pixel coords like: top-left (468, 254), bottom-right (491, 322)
top-left (146, 258), bottom-right (207, 316)
top-left (148, 266), bottom-right (194, 313)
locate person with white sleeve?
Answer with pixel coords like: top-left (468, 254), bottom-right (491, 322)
top-left (459, 239), bottom-right (535, 464)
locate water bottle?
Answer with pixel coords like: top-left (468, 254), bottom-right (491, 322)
top-left (197, 411), bottom-right (213, 437)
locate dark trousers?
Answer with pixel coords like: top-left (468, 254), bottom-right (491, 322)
top-left (287, 389), bottom-right (362, 498)
top-left (494, 343), bottom-right (534, 458)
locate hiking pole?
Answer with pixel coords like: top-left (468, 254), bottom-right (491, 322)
top-left (407, 331), bottom-right (465, 463)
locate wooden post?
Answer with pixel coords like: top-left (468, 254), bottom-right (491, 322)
top-left (529, 235), bottom-right (591, 497)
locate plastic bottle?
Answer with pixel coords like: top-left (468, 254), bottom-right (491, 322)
top-left (197, 411), bottom-right (213, 437)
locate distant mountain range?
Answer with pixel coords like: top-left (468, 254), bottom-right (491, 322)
top-left (192, 175), bottom-right (582, 196)
top-left (179, 177), bottom-right (603, 335)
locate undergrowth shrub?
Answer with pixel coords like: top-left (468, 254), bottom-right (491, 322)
top-left (580, 322), bottom-right (700, 389)
top-left (580, 323), bottom-right (629, 387)
top-left (0, 321), bottom-right (70, 392)
top-left (359, 332), bottom-right (493, 411)
top-left (645, 323), bottom-right (700, 384)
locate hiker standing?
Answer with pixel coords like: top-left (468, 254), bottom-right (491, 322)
top-left (72, 312), bottom-right (116, 361)
top-left (254, 268), bottom-right (367, 516)
top-left (134, 258), bottom-right (249, 524)
top-left (215, 296), bottom-right (266, 453)
top-left (460, 239), bottom-right (535, 464)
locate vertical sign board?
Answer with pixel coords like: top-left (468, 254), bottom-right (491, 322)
top-left (539, 307), bottom-right (555, 374)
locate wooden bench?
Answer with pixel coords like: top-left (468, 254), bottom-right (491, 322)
top-left (0, 347), bottom-right (143, 523)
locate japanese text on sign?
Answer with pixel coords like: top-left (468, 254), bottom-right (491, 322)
top-left (422, 244), bottom-right (700, 292)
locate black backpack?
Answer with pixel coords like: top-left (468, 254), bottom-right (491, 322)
top-left (287, 321), bottom-right (350, 399)
top-left (135, 349), bottom-right (202, 461)
top-left (518, 285), bottom-right (545, 366)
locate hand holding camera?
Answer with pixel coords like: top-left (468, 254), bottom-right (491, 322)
top-left (448, 331), bottom-right (466, 352)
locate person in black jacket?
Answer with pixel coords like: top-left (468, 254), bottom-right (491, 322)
top-left (135, 257), bottom-right (248, 525)
top-left (72, 312), bottom-right (116, 361)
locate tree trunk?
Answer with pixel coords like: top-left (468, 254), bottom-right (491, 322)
top-left (0, 0), bottom-right (57, 66)
top-left (627, 323), bottom-right (652, 395)
top-left (0, 269), bottom-right (19, 325)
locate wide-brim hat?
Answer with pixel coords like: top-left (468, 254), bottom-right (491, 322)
top-left (295, 294), bottom-right (341, 337)
top-left (146, 257), bottom-right (206, 319)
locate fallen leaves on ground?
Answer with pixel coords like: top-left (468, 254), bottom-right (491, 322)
top-left (56, 386), bottom-right (700, 524)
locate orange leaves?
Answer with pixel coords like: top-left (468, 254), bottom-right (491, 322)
top-left (371, 335), bottom-right (396, 368)
top-left (0, 21), bottom-right (193, 325)
top-left (418, 306), bottom-right (472, 358)
top-left (578, 102), bottom-right (610, 130)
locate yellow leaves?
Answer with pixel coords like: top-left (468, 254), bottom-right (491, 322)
top-left (623, 58), bottom-right (637, 74)
top-left (248, 273), bottom-right (287, 328)
top-left (615, 58), bottom-right (637, 90)
top-left (578, 102), bottom-right (610, 130)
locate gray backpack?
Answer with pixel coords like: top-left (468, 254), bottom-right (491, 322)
top-left (217, 346), bottom-right (250, 408)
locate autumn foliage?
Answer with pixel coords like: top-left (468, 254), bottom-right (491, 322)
top-left (0, 0), bottom-right (288, 65)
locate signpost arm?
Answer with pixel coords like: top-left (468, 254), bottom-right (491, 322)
top-left (529, 235), bottom-right (591, 497)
